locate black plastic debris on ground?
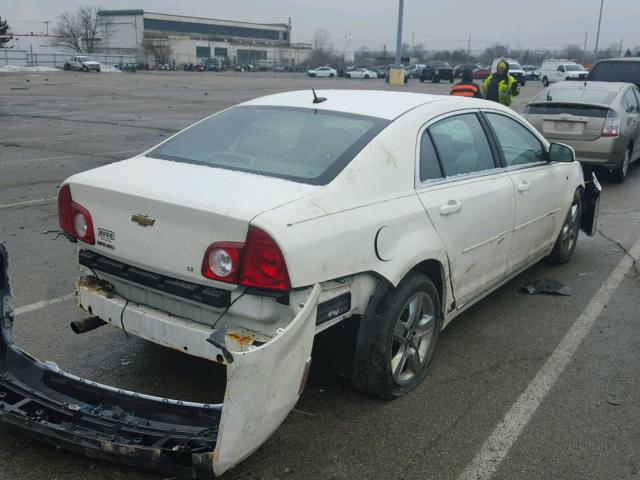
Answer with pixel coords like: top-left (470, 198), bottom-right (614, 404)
top-left (522, 279), bottom-right (572, 296)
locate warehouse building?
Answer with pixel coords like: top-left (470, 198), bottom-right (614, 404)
top-left (97, 9), bottom-right (312, 67)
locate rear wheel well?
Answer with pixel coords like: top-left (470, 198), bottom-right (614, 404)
top-left (410, 260), bottom-right (444, 304)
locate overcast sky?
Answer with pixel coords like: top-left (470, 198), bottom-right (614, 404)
top-left (7, 0), bottom-right (640, 52)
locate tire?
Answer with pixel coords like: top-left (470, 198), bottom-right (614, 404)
top-left (546, 190), bottom-right (582, 265)
top-left (329, 73), bottom-right (335, 78)
top-left (433, 76), bottom-right (440, 83)
top-left (613, 147), bottom-right (631, 183)
top-left (82, 65), bottom-right (89, 72)
top-left (542, 76), bottom-right (549, 86)
top-left (420, 77), bottom-right (425, 83)
top-left (364, 74), bottom-right (369, 79)
top-left (520, 80), bottom-right (526, 86)
top-left (352, 273), bottom-right (441, 400)
top-left (96, 68), bottom-right (100, 73)
top-left (63, 63), bottom-right (70, 71)
top-left (449, 77), bottom-right (454, 83)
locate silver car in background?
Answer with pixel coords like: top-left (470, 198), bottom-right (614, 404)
top-left (523, 81), bottom-right (640, 182)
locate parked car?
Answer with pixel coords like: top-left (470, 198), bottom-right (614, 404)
top-left (420, 61), bottom-right (454, 83)
top-left (454, 63), bottom-right (480, 78)
top-left (307, 66), bottom-right (337, 78)
top-left (375, 65), bottom-right (389, 78)
top-left (405, 64), bottom-right (426, 79)
top-left (63, 55), bottom-right (101, 72)
top-left (523, 65), bottom-right (540, 81)
top-left (587, 58), bottom-right (640, 88)
top-left (473, 66), bottom-right (491, 80)
top-left (523, 81), bottom-right (640, 182)
top-left (539, 60), bottom-right (587, 86)
top-left (0, 90), bottom-right (600, 479)
top-left (491, 58), bottom-right (526, 86)
top-left (345, 68), bottom-right (378, 79)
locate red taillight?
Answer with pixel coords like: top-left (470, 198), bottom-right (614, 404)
top-left (57, 184), bottom-right (95, 244)
top-left (240, 226), bottom-right (291, 291)
top-left (201, 242), bottom-right (244, 282)
top-left (602, 110), bottom-right (620, 137)
top-left (201, 226), bottom-right (291, 291)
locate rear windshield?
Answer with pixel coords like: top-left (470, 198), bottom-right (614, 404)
top-left (588, 61), bottom-right (640, 85)
top-left (526, 103), bottom-right (609, 117)
top-left (532, 87), bottom-right (617, 104)
top-left (147, 106), bottom-right (389, 185)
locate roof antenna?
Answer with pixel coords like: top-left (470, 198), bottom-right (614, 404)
top-left (312, 89), bottom-right (327, 104)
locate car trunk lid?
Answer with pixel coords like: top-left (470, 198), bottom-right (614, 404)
top-left (525, 102), bottom-right (610, 141)
top-left (66, 156), bottom-right (315, 286)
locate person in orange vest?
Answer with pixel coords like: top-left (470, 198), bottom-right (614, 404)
top-left (450, 68), bottom-right (482, 98)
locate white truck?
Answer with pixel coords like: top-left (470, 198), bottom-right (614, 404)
top-left (63, 55), bottom-right (101, 72)
top-left (539, 59), bottom-right (587, 86)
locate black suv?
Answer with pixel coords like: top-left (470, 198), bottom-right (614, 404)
top-left (587, 58), bottom-right (640, 88)
top-left (420, 61), bottom-right (454, 83)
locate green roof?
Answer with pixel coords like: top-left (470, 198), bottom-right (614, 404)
top-left (98, 9), bottom-right (144, 17)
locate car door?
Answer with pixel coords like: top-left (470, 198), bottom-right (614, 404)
top-left (415, 112), bottom-right (515, 307)
top-left (483, 111), bottom-right (566, 274)
top-left (624, 87), bottom-right (640, 158)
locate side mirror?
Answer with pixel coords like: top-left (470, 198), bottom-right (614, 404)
top-left (548, 142), bottom-right (575, 162)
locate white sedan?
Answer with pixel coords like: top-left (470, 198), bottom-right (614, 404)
top-left (0, 90), bottom-right (600, 478)
top-left (346, 68), bottom-right (378, 79)
top-left (307, 66), bottom-right (337, 77)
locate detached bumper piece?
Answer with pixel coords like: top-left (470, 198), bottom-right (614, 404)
top-left (0, 244), bottom-right (321, 478)
top-left (0, 247), bottom-right (221, 479)
top-left (0, 370), bottom-right (220, 478)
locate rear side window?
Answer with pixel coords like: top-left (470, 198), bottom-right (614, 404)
top-left (147, 106), bottom-right (388, 185)
top-left (419, 132), bottom-right (443, 181)
top-left (485, 113), bottom-right (545, 166)
top-left (588, 61), bottom-right (640, 85)
top-left (621, 89), bottom-right (640, 113)
top-left (428, 114), bottom-right (495, 177)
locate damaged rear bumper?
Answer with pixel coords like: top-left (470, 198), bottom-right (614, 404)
top-left (0, 244), bottom-right (320, 478)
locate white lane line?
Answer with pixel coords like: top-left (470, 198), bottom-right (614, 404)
top-left (458, 237), bottom-right (640, 480)
top-left (1, 148), bottom-right (141, 165)
top-left (0, 197), bottom-right (57, 209)
top-left (14, 293), bottom-right (75, 316)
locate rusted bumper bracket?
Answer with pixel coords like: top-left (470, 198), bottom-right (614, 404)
top-left (0, 245), bottom-right (220, 479)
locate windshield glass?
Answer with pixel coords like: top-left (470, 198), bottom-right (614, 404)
top-left (588, 61), bottom-right (640, 85)
top-left (509, 63), bottom-right (522, 70)
top-left (565, 64), bottom-right (585, 72)
top-left (147, 106), bottom-right (389, 185)
top-left (431, 62), bottom-right (449, 67)
top-left (532, 87), bottom-right (617, 104)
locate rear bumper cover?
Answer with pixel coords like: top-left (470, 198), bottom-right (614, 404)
top-left (0, 244), bottom-right (320, 478)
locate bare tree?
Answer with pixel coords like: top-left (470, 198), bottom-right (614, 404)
top-left (313, 29), bottom-right (331, 53)
top-left (54, 6), bottom-right (110, 53)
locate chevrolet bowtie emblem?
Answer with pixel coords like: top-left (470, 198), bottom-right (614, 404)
top-left (131, 214), bottom-right (156, 227)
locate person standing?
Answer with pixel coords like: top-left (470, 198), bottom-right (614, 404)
top-left (450, 68), bottom-right (482, 98)
top-left (481, 60), bottom-right (520, 106)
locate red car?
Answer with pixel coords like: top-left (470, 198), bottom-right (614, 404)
top-left (473, 67), bottom-right (491, 79)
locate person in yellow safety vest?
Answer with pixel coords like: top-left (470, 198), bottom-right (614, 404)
top-left (481, 60), bottom-right (520, 106)
top-left (450, 68), bottom-right (482, 98)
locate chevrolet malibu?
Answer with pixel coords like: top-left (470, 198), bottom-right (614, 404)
top-left (0, 90), bottom-right (599, 478)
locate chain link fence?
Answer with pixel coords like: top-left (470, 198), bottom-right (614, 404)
top-left (0, 49), bottom-right (137, 68)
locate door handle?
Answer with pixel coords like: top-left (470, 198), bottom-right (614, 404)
top-left (516, 181), bottom-right (531, 193)
top-left (439, 200), bottom-right (462, 215)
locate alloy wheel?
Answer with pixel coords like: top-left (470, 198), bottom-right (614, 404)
top-left (390, 292), bottom-right (435, 386)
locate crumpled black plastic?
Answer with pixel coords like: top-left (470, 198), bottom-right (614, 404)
top-left (522, 279), bottom-right (572, 296)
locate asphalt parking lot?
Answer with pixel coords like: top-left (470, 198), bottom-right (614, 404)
top-left (1, 70), bottom-right (639, 480)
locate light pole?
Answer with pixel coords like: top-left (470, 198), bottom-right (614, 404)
top-left (593, 0), bottom-right (604, 62)
top-left (394, 0), bottom-right (404, 67)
